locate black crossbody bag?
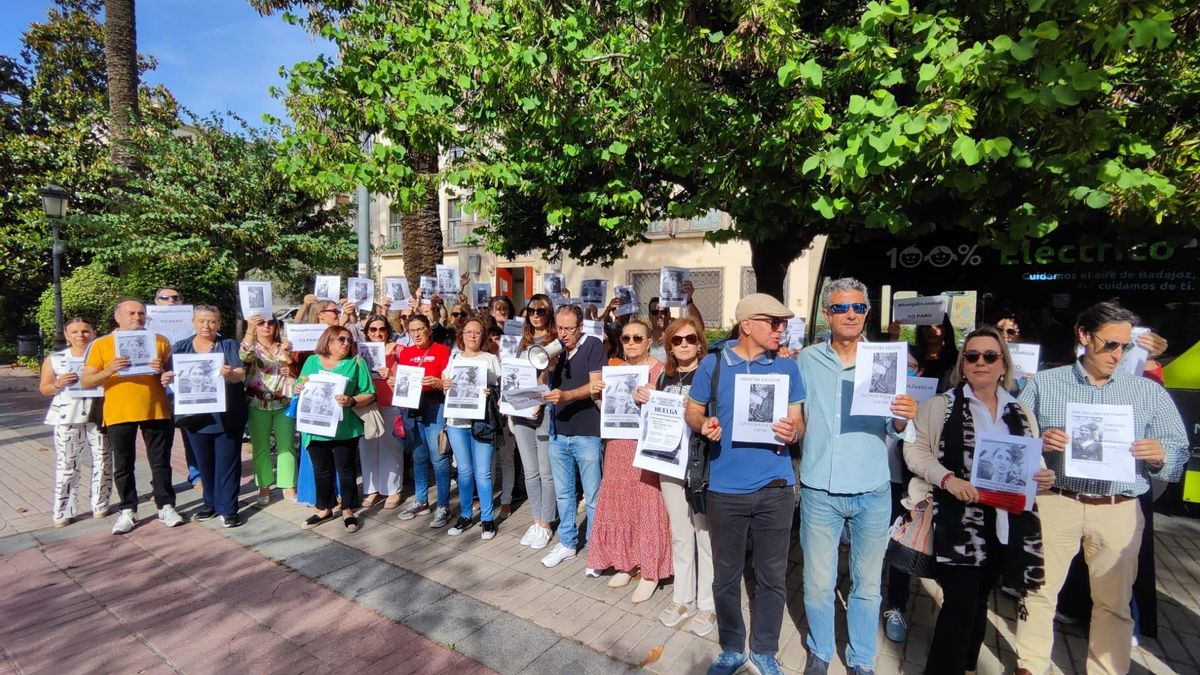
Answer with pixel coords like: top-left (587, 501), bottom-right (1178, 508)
top-left (683, 361), bottom-right (720, 514)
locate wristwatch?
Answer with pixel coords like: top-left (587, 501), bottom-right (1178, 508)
top-left (263, 390), bottom-right (274, 402)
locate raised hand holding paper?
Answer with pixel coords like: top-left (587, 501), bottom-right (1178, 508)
top-left (171, 353), bottom-right (226, 415)
top-left (238, 281), bottom-right (273, 321)
top-left (580, 279), bottom-right (607, 306)
top-left (633, 390), bottom-right (689, 479)
top-left (543, 272), bottom-right (566, 300)
top-left (1065, 402), bottom-right (1136, 483)
top-left (347, 278), bottom-right (375, 312)
top-left (659, 267), bottom-right (689, 308)
top-left (383, 277), bottom-right (411, 303)
top-left (146, 305), bottom-right (195, 345)
top-left (435, 264), bottom-right (459, 296)
top-left (614, 285), bottom-right (639, 317)
top-left (471, 283), bottom-right (491, 309)
top-left (314, 275), bottom-right (340, 301)
top-left (600, 365), bottom-right (649, 439)
top-left (892, 295), bottom-right (949, 325)
top-left (850, 341), bottom-right (907, 417)
top-left (418, 275), bottom-right (438, 303)
top-left (731, 373), bottom-right (789, 444)
top-left (1120, 327), bottom-right (1151, 375)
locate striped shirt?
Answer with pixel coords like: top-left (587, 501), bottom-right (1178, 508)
top-left (1018, 360), bottom-right (1188, 497)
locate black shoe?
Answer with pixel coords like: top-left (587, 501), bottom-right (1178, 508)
top-left (343, 515), bottom-right (360, 532)
top-left (302, 511), bottom-right (333, 529)
top-left (447, 517), bottom-right (473, 536)
top-left (194, 507), bottom-right (216, 521)
top-left (481, 520), bottom-right (497, 540)
top-left (803, 655), bottom-right (829, 675)
top-left (220, 513), bottom-right (242, 528)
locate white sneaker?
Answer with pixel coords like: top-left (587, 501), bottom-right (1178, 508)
top-left (529, 526), bottom-right (552, 550)
top-left (540, 543), bottom-right (577, 568)
top-left (520, 523), bottom-right (539, 546)
top-left (158, 504), bottom-right (184, 527)
top-left (585, 568), bottom-right (601, 578)
top-left (112, 509), bottom-right (136, 535)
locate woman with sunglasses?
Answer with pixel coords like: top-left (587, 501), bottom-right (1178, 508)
top-left (440, 318), bottom-right (501, 538)
top-left (637, 317), bottom-right (717, 633)
top-left (240, 314), bottom-right (296, 505)
top-left (904, 325), bottom-right (1055, 674)
top-left (446, 302), bottom-right (471, 349)
top-left (586, 319), bottom-right (672, 604)
top-left (394, 314), bottom-right (454, 527)
top-left (511, 293), bottom-right (559, 549)
top-left (915, 312), bottom-right (960, 389)
top-left (359, 314), bottom-right (406, 510)
top-left (294, 326), bottom-right (376, 531)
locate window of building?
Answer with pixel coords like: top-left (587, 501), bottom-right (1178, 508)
top-left (627, 268), bottom-right (723, 328)
top-left (386, 205), bottom-right (403, 251)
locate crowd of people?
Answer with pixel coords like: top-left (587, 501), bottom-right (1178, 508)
top-left (37, 275), bottom-right (1189, 675)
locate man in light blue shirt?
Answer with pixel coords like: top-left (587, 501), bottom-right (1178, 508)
top-left (797, 278), bottom-right (917, 675)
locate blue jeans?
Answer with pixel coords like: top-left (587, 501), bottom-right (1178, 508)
top-left (446, 426), bottom-right (494, 521)
top-left (411, 404), bottom-right (450, 508)
top-left (182, 431), bottom-right (201, 485)
top-left (800, 482), bottom-right (891, 670)
top-left (186, 429), bottom-right (243, 516)
top-left (548, 434), bottom-right (602, 550)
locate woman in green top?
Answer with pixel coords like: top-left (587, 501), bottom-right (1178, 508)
top-left (294, 325), bottom-right (376, 531)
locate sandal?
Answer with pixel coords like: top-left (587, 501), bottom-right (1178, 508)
top-left (302, 512), bottom-right (333, 529)
top-left (343, 516), bottom-right (360, 532)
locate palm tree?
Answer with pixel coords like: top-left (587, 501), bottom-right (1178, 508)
top-left (398, 151), bottom-right (445, 290)
top-left (104, 0), bottom-right (137, 171)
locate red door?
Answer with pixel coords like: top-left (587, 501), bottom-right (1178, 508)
top-left (496, 267), bottom-right (513, 298)
top-left (523, 266), bottom-right (534, 299)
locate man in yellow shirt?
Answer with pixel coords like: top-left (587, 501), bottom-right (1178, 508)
top-left (83, 298), bottom-right (183, 534)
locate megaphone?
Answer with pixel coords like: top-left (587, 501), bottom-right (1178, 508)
top-left (524, 339), bottom-right (565, 370)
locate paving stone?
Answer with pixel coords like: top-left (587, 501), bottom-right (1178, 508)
top-left (524, 637), bottom-right (638, 675)
top-left (282, 540), bottom-right (368, 578)
top-left (451, 610), bottom-right (561, 674)
top-left (357, 572), bottom-right (453, 622)
top-left (0, 532), bottom-right (37, 556)
top-left (317, 557), bottom-right (408, 599)
top-left (252, 530), bottom-right (331, 561)
top-left (404, 591), bottom-right (501, 645)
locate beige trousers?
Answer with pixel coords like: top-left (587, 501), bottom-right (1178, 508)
top-left (1016, 492), bottom-right (1143, 675)
top-left (660, 476), bottom-right (715, 611)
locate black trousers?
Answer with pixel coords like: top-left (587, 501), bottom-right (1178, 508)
top-left (707, 485), bottom-right (795, 654)
top-left (107, 418), bottom-right (176, 511)
top-left (926, 542), bottom-right (1004, 675)
top-left (309, 437), bottom-right (361, 511)
top-left (886, 481), bottom-right (913, 611)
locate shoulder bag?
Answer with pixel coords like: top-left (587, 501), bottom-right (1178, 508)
top-left (350, 356), bottom-right (385, 439)
top-left (683, 361), bottom-right (720, 515)
top-left (886, 495), bottom-right (937, 578)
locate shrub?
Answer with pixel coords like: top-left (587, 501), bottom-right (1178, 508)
top-left (35, 261), bottom-right (124, 344)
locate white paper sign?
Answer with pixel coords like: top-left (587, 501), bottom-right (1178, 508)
top-left (907, 376), bottom-right (939, 405)
top-left (436, 264), bottom-right (460, 296)
top-left (62, 356), bottom-right (103, 398)
top-left (1120, 327), bottom-right (1151, 375)
top-left (892, 295), bottom-right (949, 325)
top-left (314, 275), bottom-right (341, 301)
top-left (502, 385), bottom-right (549, 412)
top-left (614, 285), bottom-right (640, 317)
top-left (503, 319), bottom-right (524, 337)
top-left (296, 371), bottom-right (347, 436)
top-left (659, 267), bottom-right (689, 308)
top-left (633, 390), bottom-right (689, 479)
top-left (470, 283), bottom-right (491, 309)
top-left (347, 278), bottom-right (375, 312)
top-left (971, 431), bottom-right (1041, 510)
top-left (1065, 403), bottom-right (1136, 483)
top-left (113, 330), bottom-right (158, 376)
top-left (582, 320), bottom-right (604, 341)
top-left (543, 272), bottom-right (566, 301)
top-left (580, 279), bottom-right (607, 306)
top-left (781, 317), bottom-right (806, 352)
top-left (732, 373), bottom-right (789, 444)
top-left (357, 342), bottom-right (386, 372)
top-left (285, 323), bottom-right (328, 352)
top-left (446, 360), bottom-right (487, 420)
top-left (390, 365), bottom-right (425, 409)
top-left (499, 358), bottom-right (541, 418)
top-left (418, 275), bottom-right (438, 303)
top-left (601, 365), bottom-right (650, 439)
top-left (146, 305), bottom-right (195, 346)
top-left (384, 277), bottom-right (411, 303)
top-left (1008, 343), bottom-right (1040, 379)
top-left (499, 335), bottom-right (521, 360)
top-left (237, 281), bottom-right (273, 321)
top-left (172, 353), bottom-right (226, 415)
top-left (850, 341), bottom-right (907, 417)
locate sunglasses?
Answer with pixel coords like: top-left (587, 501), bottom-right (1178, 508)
top-left (750, 316), bottom-right (787, 331)
top-left (650, 309), bottom-right (670, 317)
top-left (333, 336), bottom-right (352, 345)
top-left (320, 308), bottom-right (340, 315)
top-left (528, 307), bottom-right (548, 316)
top-left (367, 325), bottom-right (389, 332)
top-left (670, 334), bottom-right (700, 346)
top-left (1091, 336), bottom-right (1134, 354)
top-left (620, 334), bottom-right (646, 344)
top-left (827, 302), bottom-right (869, 315)
top-left (156, 294), bottom-right (181, 302)
top-left (963, 350), bottom-right (1001, 364)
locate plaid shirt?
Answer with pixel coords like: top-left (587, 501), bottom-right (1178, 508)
top-left (1018, 361), bottom-right (1188, 497)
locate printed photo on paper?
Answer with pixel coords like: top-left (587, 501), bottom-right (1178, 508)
top-left (146, 304), bottom-right (195, 345)
top-left (503, 319), bottom-right (524, 337)
top-left (1064, 403), bottom-right (1136, 483)
top-left (731, 373), bottom-right (789, 444)
top-left (499, 335), bottom-right (521, 360)
top-left (659, 267), bottom-right (689, 308)
top-left (780, 317), bottom-right (806, 352)
top-left (543, 272), bottom-right (566, 301)
top-left (238, 280), bottom-right (273, 321)
top-left (314, 275), bottom-right (340, 301)
top-left (446, 361), bottom-right (487, 420)
top-left (970, 432), bottom-right (1041, 510)
top-left (850, 341), bottom-right (907, 417)
top-left (613, 285), bottom-right (639, 317)
top-left (499, 358), bottom-right (541, 418)
top-left (471, 283), bottom-right (491, 309)
top-left (390, 365), bottom-right (425, 409)
top-left (600, 365), bottom-right (649, 439)
top-left (633, 390), bottom-right (689, 479)
top-left (357, 342), bottom-right (386, 372)
top-left (296, 371), bottom-right (347, 436)
top-left (418, 275), bottom-right (438, 303)
top-left (114, 330), bottom-right (157, 376)
top-left (384, 277), bottom-right (411, 303)
top-left (436, 264), bottom-right (459, 296)
top-left (580, 279), bottom-right (607, 306)
top-left (347, 278), bottom-right (374, 312)
top-left (62, 356), bottom-right (103, 398)
top-left (172, 353), bottom-right (226, 415)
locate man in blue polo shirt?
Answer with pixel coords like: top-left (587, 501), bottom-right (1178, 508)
top-left (797, 277), bottom-right (917, 675)
top-left (686, 294), bottom-right (806, 675)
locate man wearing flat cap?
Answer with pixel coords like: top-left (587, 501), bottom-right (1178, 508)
top-left (686, 293), bottom-right (806, 675)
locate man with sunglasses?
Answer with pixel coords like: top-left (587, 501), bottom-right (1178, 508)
top-left (685, 293), bottom-right (805, 675)
top-left (796, 277), bottom-right (917, 675)
top-left (1014, 301), bottom-right (1187, 675)
top-left (154, 287), bottom-right (202, 490)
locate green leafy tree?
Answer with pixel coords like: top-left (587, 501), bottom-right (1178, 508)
top-left (262, 0), bottom-right (1197, 300)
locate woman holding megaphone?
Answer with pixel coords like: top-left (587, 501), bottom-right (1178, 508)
top-left (511, 294), bottom-right (559, 550)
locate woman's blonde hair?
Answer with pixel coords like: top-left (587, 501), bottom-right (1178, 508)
top-left (948, 325), bottom-right (1015, 391)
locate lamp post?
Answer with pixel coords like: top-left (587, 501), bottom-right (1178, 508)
top-left (38, 184), bottom-right (70, 350)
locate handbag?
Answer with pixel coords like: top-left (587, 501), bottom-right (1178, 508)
top-left (352, 401), bottom-right (385, 440)
top-left (886, 496), bottom-right (937, 578)
top-left (683, 362), bottom-right (720, 515)
top-left (471, 390), bottom-right (504, 442)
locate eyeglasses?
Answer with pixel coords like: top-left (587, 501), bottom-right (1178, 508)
top-left (333, 336), bottom-right (352, 345)
top-left (528, 307), bottom-right (548, 316)
top-left (367, 326), bottom-right (389, 332)
top-left (1090, 335), bottom-right (1134, 354)
top-left (749, 316), bottom-right (787, 331)
top-left (620, 334), bottom-right (646, 344)
top-left (463, 330), bottom-right (482, 337)
top-left (963, 351), bottom-right (1001, 364)
top-left (156, 294), bottom-right (181, 302)
top-left (827, 303), bottom-right (869, 315)
top-left (558, 323), bottom-right (579, 333)
top-left (670, 334), bottom-right (700, 346)
top-left (320, 308), bottom-right (340, 315)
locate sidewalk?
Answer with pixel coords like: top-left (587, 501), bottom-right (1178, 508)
top-left (2, 366), bottom-right (1199, 674)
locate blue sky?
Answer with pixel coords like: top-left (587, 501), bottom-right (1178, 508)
top-left (0, 1), bottom-right (332, 130)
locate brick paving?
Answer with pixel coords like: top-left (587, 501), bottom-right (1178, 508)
top-left (2, 365), bottom-right (1199, 674)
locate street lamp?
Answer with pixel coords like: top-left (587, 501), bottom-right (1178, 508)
top-left (38, 184), bottom-right (70, 350)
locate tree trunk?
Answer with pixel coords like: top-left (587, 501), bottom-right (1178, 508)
top-left (400, 151), bottom-right (444, 288)
top-left (104, 0), bottom-right (138, 171)
top-left (748, 228), bottom-right (813, 302)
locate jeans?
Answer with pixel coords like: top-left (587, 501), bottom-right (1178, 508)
top-left (182, 430), bottom-right (200, 485)
top-left (186, 429), bottom-right (243, 516)
top-left (511, 414), bottom-right (556, 523)
top-left (707, 486), bottom-right (794, 654)
top-left (107, 418), bottom-right (176, 510)
top-left (308, 437), bottom-right (361, 511)
top-left (446, 426), bottom-right (495, 521)
top-left (247, 406), bottom-right (297, 489)
top-left (548, 434), bottom-right (602, 550)
top-left (800, 482), bottom-right (892, 670)
top-left (410, 403), bottom-right (450, 508)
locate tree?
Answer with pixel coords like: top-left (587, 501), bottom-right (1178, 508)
top-left (264, 1), bottom-right (1197, 301)
top-left (104, 0), bottom-right (138, 171)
